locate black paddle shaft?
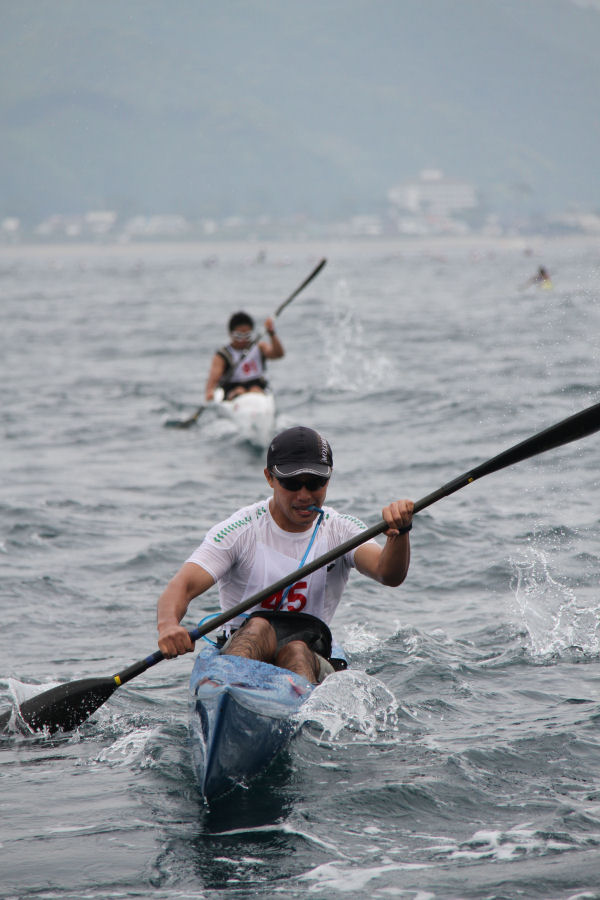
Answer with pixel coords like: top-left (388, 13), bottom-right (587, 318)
top-left (413, 399), bottom-right (600, 514)
top-left (3, 399), bottom-right (599, 733)
top-left (273, 258), bottom-right (326, 317)
top-left (240, 257), bottom-right (327, 351)
top-left (118, 403), bottom-right (600, 684)
top-left (142, 397), bottom-right (600, 673)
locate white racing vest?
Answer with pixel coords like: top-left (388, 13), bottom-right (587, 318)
top-left (222, 343), bottom-right (265, 385)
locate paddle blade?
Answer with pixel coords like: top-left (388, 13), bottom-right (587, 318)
top-left (164, 408), bottom-right (203, 429)
top-left (1, 677), bottom-right (118, 734)
top-left (164, 418), bottom-right (193, 429)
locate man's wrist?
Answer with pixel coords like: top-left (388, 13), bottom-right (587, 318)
top-left (388, 522), bottom-right (412, 537)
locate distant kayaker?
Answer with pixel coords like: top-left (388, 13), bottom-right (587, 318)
top-left (522, 266), bottom-right (553, 290)
top-left (204, 311), bottom-right (284, 401)
top-left (157, 426), bottom-right (414, 683)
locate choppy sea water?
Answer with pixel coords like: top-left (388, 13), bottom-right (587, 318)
top-left (1, 237), bottom-right (600, 899)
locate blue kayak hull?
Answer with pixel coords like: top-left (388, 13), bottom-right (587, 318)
top-left (188, 647), bottom-right (314, 799)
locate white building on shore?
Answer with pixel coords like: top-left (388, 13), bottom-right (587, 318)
top-left (388, 169), bottom-right (478, 221)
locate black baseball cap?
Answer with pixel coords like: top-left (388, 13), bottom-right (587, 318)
top-left (267, 426), bottom-right (333, 478)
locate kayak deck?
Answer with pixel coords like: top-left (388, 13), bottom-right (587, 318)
top-left (214, 390), bottom-right (276, 447)
top-left (188, 647), bottom-right (313, 800)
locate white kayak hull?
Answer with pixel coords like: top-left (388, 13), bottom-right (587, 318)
top-left (214, 390), bottom-right (276, 448)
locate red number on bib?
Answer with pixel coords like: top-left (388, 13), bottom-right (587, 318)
top-left (261, 589), bottom-right (283, 610)
top-left (286, 581), bottom-right (307, 612)
top-left (260, 581), bottom-right (307, 612)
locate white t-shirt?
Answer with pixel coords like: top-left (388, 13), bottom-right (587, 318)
top-left (186, 498), bottom-right (377, 630)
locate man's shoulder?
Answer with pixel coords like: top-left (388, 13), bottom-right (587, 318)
top-left (208, 499), bottom-right (269, 545)
top-left (216, 345), bottom-right (234, 365)
top-left (323, 505), bottom-right (368, 528)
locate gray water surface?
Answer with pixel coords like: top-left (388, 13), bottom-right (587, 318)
top-left (1, 238), bottom-right (600, 899)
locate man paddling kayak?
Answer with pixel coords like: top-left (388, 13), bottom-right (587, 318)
top-left (5, 401), bottom-right (598, 735)
top-left (205, 311), bottom-right (284, 401)
top-left (157, 426), bottom-right (413, 683)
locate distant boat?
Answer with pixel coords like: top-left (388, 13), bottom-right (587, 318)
top-left (212, 387), bottom-right (276, 448)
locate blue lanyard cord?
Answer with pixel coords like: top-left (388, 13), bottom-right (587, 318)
top-left (198, 611), bottom-right (250, 645)
top-left (197, 612), bottom-right (221, 646)
top-left (201, 505), bottom-right (326, 640)
top-left (277, 505), bottom-right (325, 611)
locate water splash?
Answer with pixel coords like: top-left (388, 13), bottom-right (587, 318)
top-left (7, 676), bottom-right (61, 708)
top-left (324, 279), bottom-right (392, 392)
top-left (338, 621), bottom-right (382, 654)
top-left (296, 670), bottom-right (399, 742)
top-left (510, 547), bottom-right (600, 657)
top-left (94, 726), bottom-right (160, 767)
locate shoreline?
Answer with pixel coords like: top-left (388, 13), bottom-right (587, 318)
top-left (0, 233), bottom-right (598, 261)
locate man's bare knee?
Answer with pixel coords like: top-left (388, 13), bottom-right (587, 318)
top-left (276, 640), bottom-right (319, 682)
top-left (224, 617), bottom-right (277, 662)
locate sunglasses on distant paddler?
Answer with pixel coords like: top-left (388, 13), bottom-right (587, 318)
top-left (230, 330), bottom-right (254, 341)
top-left (274, 474), bottom-right (330, 491)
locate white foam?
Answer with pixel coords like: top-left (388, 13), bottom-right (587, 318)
top-left (210, 822), bottom-right (345, 857)
top-left (299, 860), bottom-right (433, 893)
top-left (430, 821), bottom-right (595, 863)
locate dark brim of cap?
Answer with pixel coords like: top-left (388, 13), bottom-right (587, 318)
top-left (272, 463), bottom-right (332, 478)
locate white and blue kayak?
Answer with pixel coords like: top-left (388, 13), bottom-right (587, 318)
top-left (188, 646), bottom-right (313, 799)
top-left (213, 388), bottom-right (276, 448)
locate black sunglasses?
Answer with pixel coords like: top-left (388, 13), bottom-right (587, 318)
top-left (274, 474), bottom-right (329, 492)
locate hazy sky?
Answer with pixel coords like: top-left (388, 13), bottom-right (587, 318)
top-left (2, 0), bottom-right (599, 223)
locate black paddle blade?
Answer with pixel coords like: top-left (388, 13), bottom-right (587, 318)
top-left (164, 408), bottom-right (203, 429)
top-left (164, 418), bottom-right (193, 429)
top-left (0, 677), bottom-right (118, 734)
